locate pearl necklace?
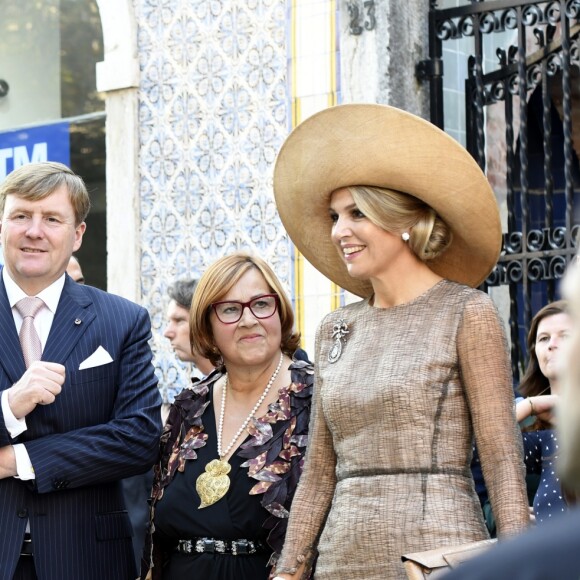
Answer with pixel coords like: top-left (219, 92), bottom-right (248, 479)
top-left (217, 352), bottom-right (284, 458)
top-left (195, 352), bottom-right (285, 508)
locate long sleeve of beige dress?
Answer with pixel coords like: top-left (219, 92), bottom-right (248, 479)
top-left (276, 280), bottom-right (529, 579)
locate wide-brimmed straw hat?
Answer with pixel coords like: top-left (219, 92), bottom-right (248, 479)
top-left (273, 104), bottom-right (502, 297)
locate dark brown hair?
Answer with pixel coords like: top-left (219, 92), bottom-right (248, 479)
top-left (518, 299), bottom-right (569, 429)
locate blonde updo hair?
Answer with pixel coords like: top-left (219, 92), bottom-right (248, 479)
top-left (349, 185), bottom-right (452, 261)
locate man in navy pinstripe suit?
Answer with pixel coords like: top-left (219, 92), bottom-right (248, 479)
top-left (0, 162), bottom-right (162, 580)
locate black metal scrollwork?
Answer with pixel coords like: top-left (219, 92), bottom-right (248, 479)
top-left (522, 4), bottom-right (545, 26)
top-left (480, 11), bottom-right (498, 34)
top-left (550, 256), bottom-right (568, 278)
top-left (528, 258), bottom-right (548, 281)
top-left (478, 25), bottom-right (579, 106)
top-left (549, 227), bottom-right (567, 250)
top-left (527, 63), bottom-right (543, 87)
top-left (486, 264), bottom-right (503, 286)
top-left (436, 19), bottom-right (457, 41)
top-left (490, 79), bottom-right (505, 101)
top-left (485, 256), bottom-right (572, 286)
top-left (571, 35), bottom-right (580, 67)
top-left (546, 1), bottom-right (561, 23)
top-left (506, 260), bottom-right (524, 284)
top-left (566, 0), bottom-right (580, 19)
top-left (527, 229), bottom-right (546, 252)
top-left (429, 0), bottom-right (578, 380)
top-left (546, 53), bottom-right (561, 76)
top-left (501, 8), bottom-right (518, 30)
top-left (503, 231), bottom-right (524, 255)
top-left (435, 2), bottom-right (575, 40)
top-left (534, 25), bottom-right (557, 50)
top-left (458, 16), bottom-right (474, 37)
top-left (487, 227), bottom-right (576, 286)
top-left (507, 73), bottom-right (520, 96)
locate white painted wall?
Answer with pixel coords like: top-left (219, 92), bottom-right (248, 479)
top-left (95, 0), bottom-right (140, 302)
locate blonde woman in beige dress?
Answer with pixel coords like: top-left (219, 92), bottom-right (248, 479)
top-left (271, 104), bottom-right (530, 579)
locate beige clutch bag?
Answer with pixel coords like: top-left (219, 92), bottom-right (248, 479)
top-left (402, 539), bottom-right (497, 579)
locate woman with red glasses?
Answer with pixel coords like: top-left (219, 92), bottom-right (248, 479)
top-left (141, 251), bottom-right (313, 580)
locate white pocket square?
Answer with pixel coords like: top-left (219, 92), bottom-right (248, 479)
top-left (79, 346), bottom-right (113, 370)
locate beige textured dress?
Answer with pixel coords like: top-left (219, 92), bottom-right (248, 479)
top-left (277, 280), bottom-right (529, 579)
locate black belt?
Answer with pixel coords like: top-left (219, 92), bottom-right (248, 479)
top-left (176, 537), bottom-right (267, 556)
top-left (20, 533), bottom-right (33, 557)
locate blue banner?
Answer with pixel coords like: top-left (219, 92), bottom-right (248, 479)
top-left (0, 121), bottom-right (70, 181)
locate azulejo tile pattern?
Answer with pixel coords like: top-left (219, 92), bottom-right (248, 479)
top-left (135, 0), bottom-right (292, 403)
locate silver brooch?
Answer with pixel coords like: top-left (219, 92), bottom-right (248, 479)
top-left (328, 318), bottom-right (349, 363)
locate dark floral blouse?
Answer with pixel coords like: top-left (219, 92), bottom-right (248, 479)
top-left (141, 351), bottom-right (314, 579)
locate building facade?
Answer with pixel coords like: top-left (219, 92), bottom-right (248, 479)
top-left (3, 1), bottom-right (574, 399)
top-left (98, 0), bottom-right (430, 402)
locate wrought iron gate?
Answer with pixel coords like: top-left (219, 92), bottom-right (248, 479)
top-left (418, 0), bottom-right (580, 380)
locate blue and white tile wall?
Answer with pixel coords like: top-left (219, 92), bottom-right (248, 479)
top-left (135, 0), bottom-right (292, 403)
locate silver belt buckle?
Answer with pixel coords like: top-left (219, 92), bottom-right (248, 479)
top-left (232, 539), bottom-right (253, 555)
top-left (199, 538), bottom-right (215, 553)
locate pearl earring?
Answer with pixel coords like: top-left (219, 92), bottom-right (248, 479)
top-left (402, 232), bottom-right (410, 242)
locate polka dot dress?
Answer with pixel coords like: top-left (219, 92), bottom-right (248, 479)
top-left (522, 429), bottom-right (567, 523)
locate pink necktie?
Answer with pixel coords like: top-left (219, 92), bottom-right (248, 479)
top-left (15, 297), bottom-right (44, 368)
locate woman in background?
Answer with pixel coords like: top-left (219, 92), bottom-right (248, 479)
top-left (518, 300), bottom-right (571, 523)
top-left (441, 261), bottom-right (580, 580)
top-left (517, 301), bottom-right (569, 430)
top-left (473, 300), bottom-right (571, 530)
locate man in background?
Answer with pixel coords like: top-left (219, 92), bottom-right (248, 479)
top-left (66, 255), bottom-right (84, 284)
top-left (164, 278), bottom-right (214, 384)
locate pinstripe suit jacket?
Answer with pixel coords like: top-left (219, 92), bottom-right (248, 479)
top-left (0, 272), bottom-right (162, 580)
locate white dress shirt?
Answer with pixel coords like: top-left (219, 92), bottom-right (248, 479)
top-left (1, 268), bottom-right (65, 480)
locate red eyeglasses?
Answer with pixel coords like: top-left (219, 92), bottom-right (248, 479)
top-left (211, 294), bottom-right (280, 324)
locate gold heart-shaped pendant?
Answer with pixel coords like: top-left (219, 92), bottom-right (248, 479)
top-left (196, 459), bottom-right (231, 509)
